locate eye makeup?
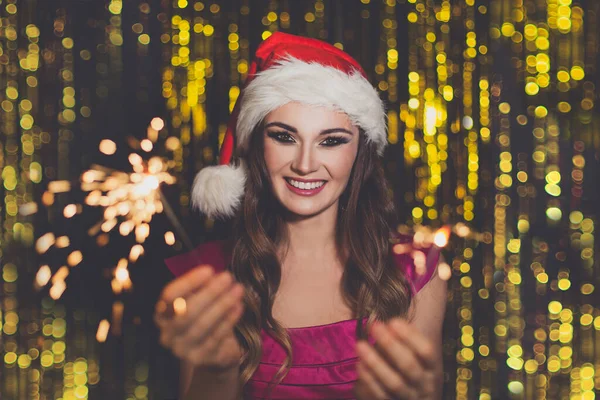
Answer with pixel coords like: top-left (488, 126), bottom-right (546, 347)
top-left (266, 131), bottom-right (351, 147)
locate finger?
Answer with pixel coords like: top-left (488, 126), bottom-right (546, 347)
top-left (371, 322), bottom-right (425, 387)
top-left (182, 282), bottom-right (245, 345)
top-left (159, 264), bottom-right (215, 303)
top-left (356, 341), bottom-right (418, 399)
top-left (194, 301), bottom-right (246, 362)
top-left (170, 271), bottom-right (236, 333)
top-left (355, 358), bottom-right (391, 400)
top-left (388, 319), bottom-right (437, 369)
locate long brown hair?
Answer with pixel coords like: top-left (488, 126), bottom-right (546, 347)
top-left (227, 121), bottom-right (413, 397)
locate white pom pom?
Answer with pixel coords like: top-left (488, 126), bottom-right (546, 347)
top-left (190, 162), bottom-right (247, 219)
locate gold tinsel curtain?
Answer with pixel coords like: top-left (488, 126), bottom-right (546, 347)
top-left (0, 0), bottom-right (598, 399)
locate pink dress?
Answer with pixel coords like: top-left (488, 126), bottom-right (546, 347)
top-left (165, 237), bottom-right (439, 399)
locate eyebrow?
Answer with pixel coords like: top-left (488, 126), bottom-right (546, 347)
top-left (264, 122), bottom-right (354, 135)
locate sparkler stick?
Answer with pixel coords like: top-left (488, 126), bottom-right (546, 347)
top-left (157, 187), bottom-right (194, 251)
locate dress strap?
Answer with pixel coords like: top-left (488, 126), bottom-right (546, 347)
top-left (391, 233), bottom-right (440, 295)
top-left (164, 240), bottom-right (230, 278)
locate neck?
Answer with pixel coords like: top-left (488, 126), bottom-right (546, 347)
top-left (280, 202), bottom-right (340, 266)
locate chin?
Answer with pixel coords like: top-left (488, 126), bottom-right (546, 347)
top-left (285, 205), bottom-right (326, 218)
top-left (278, 197), bottom-right (335, 218)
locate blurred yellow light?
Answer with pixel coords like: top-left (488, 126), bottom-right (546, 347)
top-left (408, 98), bottom-right (419, 109)
top-left (547, 357), bottom-right (560, 372)
top-left (508, 381), bottom-right (524, 394)
top-left (507, 345), bottom-right (523, 358)
top-left (479, 345), bottom-right (489, 356)
top-left (570, 66), bottom-right (585, 80)
top-left (557, 70), bottom-right (570, 82)
top-left (581, 365), bottom-right (594, 380)
top-left (558, 346), bottom-right (572, 359)
top-left (558, 279), bottom-right (571, 291)
top-left (548, 301), bottom-right (562, 314)
top-left (580, 283), bottom-right (594, 295)
top-left (498, 102), bottom-right (511, 114)
top-left (4, 352), bottom-right (17, 365)
top-left (557, 101), bottom-right (571, 113)
top-left (501, 23), bottom-right (515, 36)
top-left (545, 184), bottom-right (561, 197)
top-left (535, 36), bottom-right (549, 50)
top-left (525, 82), bottom-right (539, 95)
top-left (412, 207), bottom-right (423, 219)
top-left (203, 25), bottom-right (214, 36)
top-left (546, 171), bottom-right (561, 184)
top-left (524, 359), bottom-right (538, 374)
top-left (461, 348), bottom-right (474, 361)
top-left (537, 272), bottom-right (548, 283)
top-left (546, 207), bottom-right (562, 221)
top-left (557, 17), bottom-right (571, 31)
top-left (581, 314), bottom-right (593, 326)
top-left (537, 74), bottom-right (550, 87)
top-left (534, 106), bottom-right (548, 118)
top-left (524, 24), bottom-right (537, 39)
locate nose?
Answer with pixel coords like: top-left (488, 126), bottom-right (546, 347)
top-left (290, 142), bottom-right (319, 175)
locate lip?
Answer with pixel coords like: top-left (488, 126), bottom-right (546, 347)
top-left (285, 178), bottom-right (327, 196)
top-left (284, 177), bottom-right (326, 183)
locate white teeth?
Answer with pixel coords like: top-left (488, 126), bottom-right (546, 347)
top-left (288, 179), bottom-right (325, 190)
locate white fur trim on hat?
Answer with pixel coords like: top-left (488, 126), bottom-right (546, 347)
top-left (236, 56), bottom-right (388, 156)
top-left (191, 161), bottom-right (247, 219)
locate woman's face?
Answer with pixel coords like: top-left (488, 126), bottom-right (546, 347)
top-left (263, 102), bottom-right (360, 218)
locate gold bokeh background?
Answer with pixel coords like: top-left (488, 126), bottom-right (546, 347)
top-left (0, 0), bottom-right (598, 399)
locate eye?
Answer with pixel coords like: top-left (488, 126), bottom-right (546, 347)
top-left (267, 131), bottom-right (295, 144)
top-left (320, 136), bottom-right (350, 147)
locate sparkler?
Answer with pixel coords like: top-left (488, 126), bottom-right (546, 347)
top-left (394, 223), bottom-right (488, 282)
top-left (29, 118), bottom-right (196, 341)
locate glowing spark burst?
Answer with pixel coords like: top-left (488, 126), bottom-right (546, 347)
top-left (48, 180), bottom-right (71, 193)
top-left (99, 139), bottom-right (117, 155)
top-left (34, 118), bottom-right (187, 334)
top-left (55, 236), bottom-right (70, 248)
top-left (35, 265), bottom-right (52, 289)
top-left (434, 225), bottom-right (451, 247)
top-left (164, 231), bottom-right (175, 245)
top-left (395, 223), bottom-right (488, 282)
top-left (96, 320), bottom-right (110, 343)
top-left (36, 233), bottom-right (55, 254)
top-left (19, 202), bottom-right (38, 216)
top-left (81, 158), bottom-right (175, 239)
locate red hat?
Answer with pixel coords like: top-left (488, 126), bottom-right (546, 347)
top-left (192, 32), bottom-right (387, 219)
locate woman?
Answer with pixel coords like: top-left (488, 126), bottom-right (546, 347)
top-left (155, 32), bottom-right (447, 400)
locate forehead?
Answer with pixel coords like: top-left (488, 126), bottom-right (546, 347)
top-left (264, 102), bottom-right (356, 132)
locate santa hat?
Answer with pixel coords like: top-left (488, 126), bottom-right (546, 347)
top-left (191, 32), bottom-right (387, 219)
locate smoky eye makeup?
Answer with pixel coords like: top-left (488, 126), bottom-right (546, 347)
top-left (320, 136), bottom-right (350, 147)
top-left (266, 130), bottom-right (352, 147)
top-left (266, 130), bottom-right (295, 143)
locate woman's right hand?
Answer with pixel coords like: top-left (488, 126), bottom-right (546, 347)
top-left (154, 265), bottom-right (246, 373)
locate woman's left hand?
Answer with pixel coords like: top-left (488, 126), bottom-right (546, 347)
top-left (353, 318), bottom-right (440, 400)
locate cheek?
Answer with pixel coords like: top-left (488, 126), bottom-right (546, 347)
top-left (263, 141), bottom-right (285, 174)
top-left (329, 144), bottom-right (358, 181)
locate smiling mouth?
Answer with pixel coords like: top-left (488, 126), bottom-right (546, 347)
top-left (284, 178), bottom-right (327, 190)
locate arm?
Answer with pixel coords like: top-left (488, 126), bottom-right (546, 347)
top-left (407, 255), bottom-right (448, 399)
top-left (354, 253), bottom-right (448, 400)
top-left (180, 360), bottom-right (243, 400)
